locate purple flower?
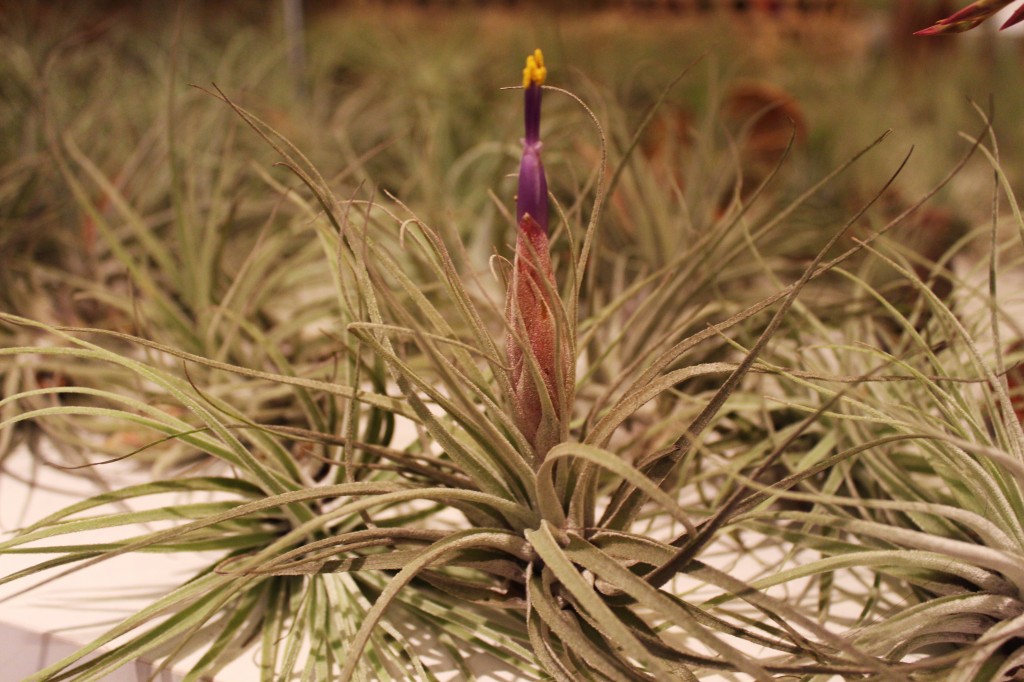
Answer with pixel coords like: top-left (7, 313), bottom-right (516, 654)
top-left (517, 52), bottom-right (548, 232)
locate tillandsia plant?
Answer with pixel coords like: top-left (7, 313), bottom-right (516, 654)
top-left (916, 0), bottom-right (1024, 34)
top-left (0, 23), bottom-right (350, 475)
top-left (721, 111), bottom-right (1024, 681)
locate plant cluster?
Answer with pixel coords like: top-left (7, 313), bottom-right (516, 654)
top-left (3, 6), bottom-right (1024, 681)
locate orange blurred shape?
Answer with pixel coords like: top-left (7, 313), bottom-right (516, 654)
top-left (721, 80), bottom-right (807, 169)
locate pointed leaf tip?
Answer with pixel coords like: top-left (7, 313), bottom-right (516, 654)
top-left (1002, 5), bottom-right (1024, 29)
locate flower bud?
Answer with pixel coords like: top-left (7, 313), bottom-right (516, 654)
top-left (506, 49), bottom-right (569, 458)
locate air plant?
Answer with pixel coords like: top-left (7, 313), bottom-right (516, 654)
top-left (728, 108), bottom-right (1024, 681)
top-left (0, 24), bottom-right (351, 475)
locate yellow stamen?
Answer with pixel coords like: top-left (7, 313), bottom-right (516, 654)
top-left (522, 48), bottom-right (547, 88)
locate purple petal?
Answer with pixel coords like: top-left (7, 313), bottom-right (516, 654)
top-left (517, 144), bottom-right (548, 234)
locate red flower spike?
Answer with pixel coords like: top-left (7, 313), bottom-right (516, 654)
top-left (505, 49), bottom-right (571, 459)
top-left (506, 213), bottom-right (562, 456)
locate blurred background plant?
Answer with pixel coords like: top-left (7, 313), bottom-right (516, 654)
top-left (5, 0), bottom-right (1016, 467)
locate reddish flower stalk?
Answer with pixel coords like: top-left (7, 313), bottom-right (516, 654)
top-left (915, 0), bottom-right (1024, 35)
top-left (506, 49), bottom-right (569, 459)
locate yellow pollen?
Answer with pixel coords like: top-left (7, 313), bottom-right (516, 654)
top-left (522, 48), bottom-right (547, 87)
